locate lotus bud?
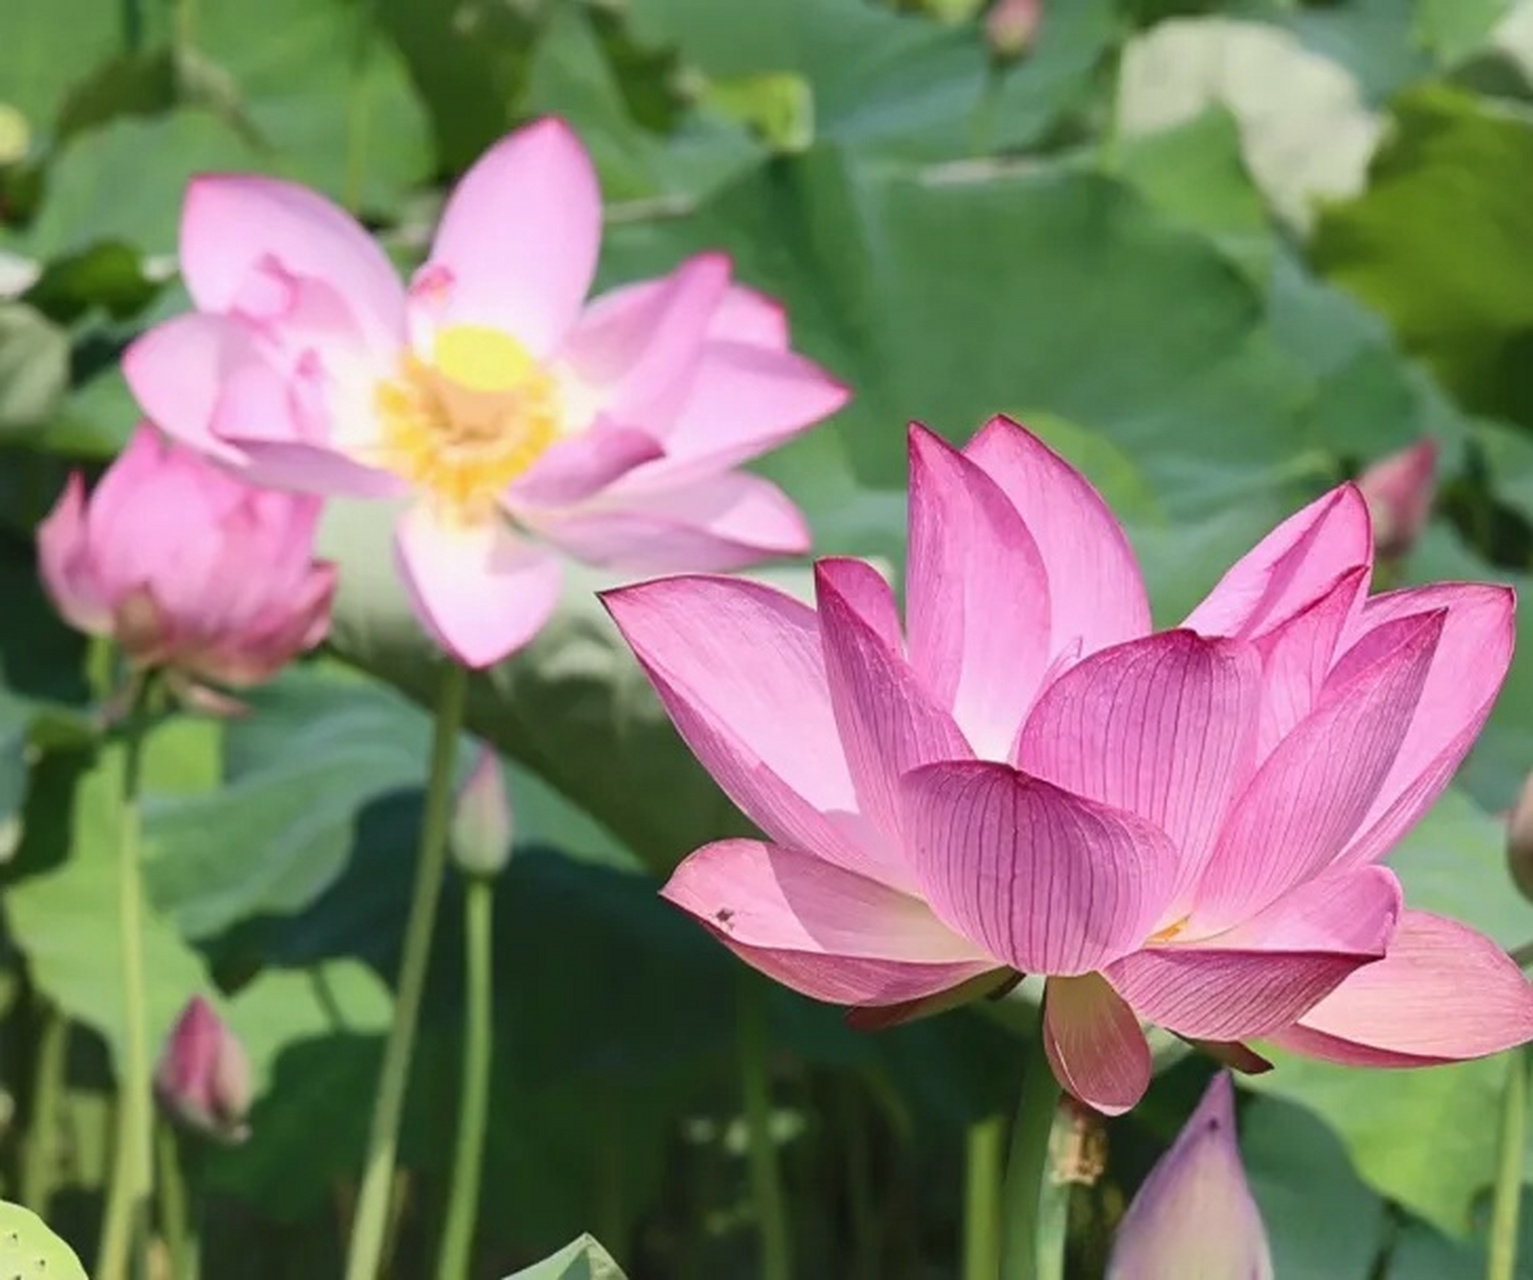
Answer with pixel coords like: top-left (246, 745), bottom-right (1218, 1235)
top-left (154, 997), bottom-right (252, 1144)
top-left (1356, 438), bottom-right (1438, 561)
top-left (451, 745), bottom-right (514, 878)
top-left (986, 0), bottom-right (1043, 59)
top-left (1107, 1074), bottom-right (1273, 1279)
top-left (1507, 772), bottom-right (1533, 904)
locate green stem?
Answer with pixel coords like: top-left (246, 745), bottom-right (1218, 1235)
top-left (844, 1081), bottom-right (879, 1280)
top-left (999, 1010), bottom-right (1064, 1280)
top-left (343, 0), bottom-right (377, 211)
top-left (120, 0), bottom-right (145, 50)
top-left (435, 875), bottom-right (495, 1280)
top-left (156, 1123), bottom-right (198, 1280)
top-left (738, 979), bottom-right (791, 1280)
top-left (963, 1114), bottom-right (1004, 1280)
top-left (1488, 1047), bottom-right (1529, 1280)
top-left (21, 1004), bottom-right (67, 1214)
top-left (345, 662), bottom-right (468, 1280)
top-left (95, 679), bottom-right (157, 1280)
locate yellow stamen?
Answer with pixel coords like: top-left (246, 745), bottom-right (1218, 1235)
top-left (1147, 917), bottom-right (1188, 945)
top-left (375, 324), bottom-right (561, 519)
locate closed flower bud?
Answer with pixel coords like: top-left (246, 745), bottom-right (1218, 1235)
top-left (986, 0), bottom-right (1043, 59)
top-left (1507, 772), bottom-right (1533, 904)
top-left (36, 425), bottom-right (335, 696)
top-left (1357, 438), bottom-right (1438, 561)
top-left (451, 745), bottom-right (514, 878)
top-left (155, 997), bottom-right (252, 1144)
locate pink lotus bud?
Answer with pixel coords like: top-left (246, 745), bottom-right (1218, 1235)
top-left (1107, 1074), bottom-right (1273, 1278)
top-left (451, 744), bottom-right (514, 878)
top-left (986, 0), bottom-right (1043, 59)
top-left (36, 425), bottom-right (335, 692)
top-left (1507, 773), bottom-right (1533, 904)
top-left (155, 997), bottom-right (252, 1144)
top-left (1356, 438), bottom-right (1438, 560)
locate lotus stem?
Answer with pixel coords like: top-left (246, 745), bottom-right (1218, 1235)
top-left (963, 1114), bottom-right (1004, 1280)
top-left (999, 1005), bottom-right (1064, 1280)
top-left (739, 977), bottom-right (792, 1280)
top-left (21, 1002), bottom-right (67, 1215)
top-left (1489, 1046), bottom-right (1530, 1280)
top-left (156, 1122), bottom-right (199, 1280)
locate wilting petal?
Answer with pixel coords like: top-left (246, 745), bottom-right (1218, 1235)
top-left (37, 473), bottom-right (110, 634)
top-left (1107, 1074), bottom-right (1273, 1279)
top-left (507, 427), bottom-right (663, 509)
top-left (394, 504), bottom-right (563, 669)
top-left (1269, 911), bottom-right (1533, 1065)
top-left (1107, 867), bottom-right (1399, 1040)
top-left (818, 558), bottom-right (971, 847)
top-left (426, 119), bottom-right (601, 357)
top-left (531, 471), bottom-right (809, 572)
top-left (662, 839), bottom-right (995, 1005)
top-left (907, 425), bottom-right (1052, 759)
top-left (1192, 610), bottom-right (1442, 930)
top-left (1017, 630), bottom-right (1261, 911)
top-left (180, 174), bottom-right (403, 352)
top-left (1044, 972), bottom-right (1152, 1116)
top-left (1331, 583), bottom-right (1516, 869)
top-left (603, 575), bottom-right (888, 882)
top-left (963, 416), bottom-right (1151, 657)
top-left (1184, 484), bottom-right (1372, 640)
top-left (901, 761), bottom-right (1178, 976)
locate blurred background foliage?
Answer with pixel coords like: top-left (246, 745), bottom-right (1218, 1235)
top-left (4, 0), bottom-right (1533, 1275)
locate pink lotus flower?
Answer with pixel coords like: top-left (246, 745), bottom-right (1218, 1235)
top-left (1106, 1073), bottom-right (1272, 1279)
top-left (605, 416), bottom-right (1533, 1114)
top-left (155, 996), bottom-right (252, 1144)
top-left (38, 425), bottom-right (334, 695)
top-left (1356, 437), bottom-right (1438, 560)
top-left (123, 119), bottom-right (848, 669)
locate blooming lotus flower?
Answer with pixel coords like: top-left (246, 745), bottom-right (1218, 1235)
top-left (1356, 437), bottom-right (1438, 561)
top-left (155, 996), bottom-right (252, 1143)
top-left (605, 416), bottom-right (1533, 1114)
top-left (38, 425), bottom-right (333, 695)
top-left (123, 118), bottom-right (848, 669)
top-left (1106, 1073), bottom-right (1272, 1279)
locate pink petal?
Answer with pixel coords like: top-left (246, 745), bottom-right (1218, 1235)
top-left (37, 473), bottom-right (110, 634)
top-left (425, 119), bottom-right (601, 357)
top-left (1358, 437), bottom-right (1438, 560)
top-left (845, 969), bottom-right (1019, 1031)
top-left (662, 838), bottom-right (995, 1005)
top-left (1016, 630), bottom-right (1262, 912)
top-left (1044, 972), bottom-right (1152, 1116)
top-left (1107, 1074), bottom-right (1273, 1279)
top-left (562, 253), bottom-right (731, 423)
top-left (123, 314), bottom-right (259, 465)
top-left (1184, 484), bottom-right (1373, 640)
top-left (234, 438), bottom-right (407, 498)
top-left (1107, 866), bottom-right (1400, 1040)
top-left (393, 504), bottom-right (563, 668)
top-left (1191, 610), bottom-right (1443, 931)
top-left (530, 470), bottom-right (809, 572)
top-left (1250, 566), bottom-right (1368, 762)
top-left (906, 424), bottom-right (1052, 759)
top-left (180, 174), bottom-right (403, 352)
top-left (814, 557), bottom-right (902, 653)
top-left (506, 427), bottom-right (662, 509)
top-left (963, 416), bottom-right (1151, 657)
top-left (817, 558), bottom-right (971, 855)
top-left (1331, 583), bottom-right (1517, 869)
top-left (900, 761), bottom-right (1178, 976)
top-left (601, 575), bottom-right (887, 882)
top-left (710, 285), bottom-right (789, 348)
top-left (1269, 910), bottom-right (1533, 1065)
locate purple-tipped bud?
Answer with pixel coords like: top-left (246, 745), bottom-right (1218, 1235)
top-left (1107, 1073), bottom-right (1273, 1279)
top-left (451, 744), bottom-right (514, 878)
top-left (986, 0), bottom-right (1043, 59)
top-left (154, 996), bottom-right (251, 1144)
top-left (1357, 438), bottom-right (1438, 561)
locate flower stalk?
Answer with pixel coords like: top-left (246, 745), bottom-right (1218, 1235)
top-left (1489, 1046), bottom-right (1530, 1280)
top-left (1000, 1010), bottom-right (1064, 1280)
top-left (739, 977), bottom-right (791, 1280)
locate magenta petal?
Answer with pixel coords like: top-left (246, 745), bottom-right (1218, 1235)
top-left (963, 416), bottom-right (1151, 657)
top-left (906, 424), bottom-right (1052, 758)
top-left (427, 119), bottom-right (600, 357)
top-left (901, 761), bottom-right (1178, 976)
top-left (1107, 866), bottom-right (1400, 1040)
top-left (1192, 610), bottom-right (1443, 930)
top-left (1184, 484), bottom-right (1373, 640)
top-left (1017, 630), bottom-right (1262, 910)
top-left (602, 575), bottom-right (888, 882)
top-left (1269, 910), bottom-right (1533, 1065)
top-left (817, 558), bottom-right (972, 851)
top-left (1332, 583), bottom-right (1516, 868)
top-left (1044, 972), bottom-right (1152, 1116)
top-left (507, 427), bottom-right (663, 509)
top-left (532, 471), bottom-right (809, 573)
top-left (180, 174), bottom-right (403, 351)
top-left (1107, 1074), bottom-right (1273, 1279)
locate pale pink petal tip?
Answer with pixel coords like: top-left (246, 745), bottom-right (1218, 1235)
top-left (37, 472), bottom-right (111, 635)
top-left (1357, 438), bottom-right (1438, 560)
top-left (1106, 1073), bottom-right (1274, 1279)
top-left (451, 744), bottom-right (514, 878)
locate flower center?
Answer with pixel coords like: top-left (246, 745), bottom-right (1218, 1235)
top-left (375, 324), bottom-right (561, 518)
